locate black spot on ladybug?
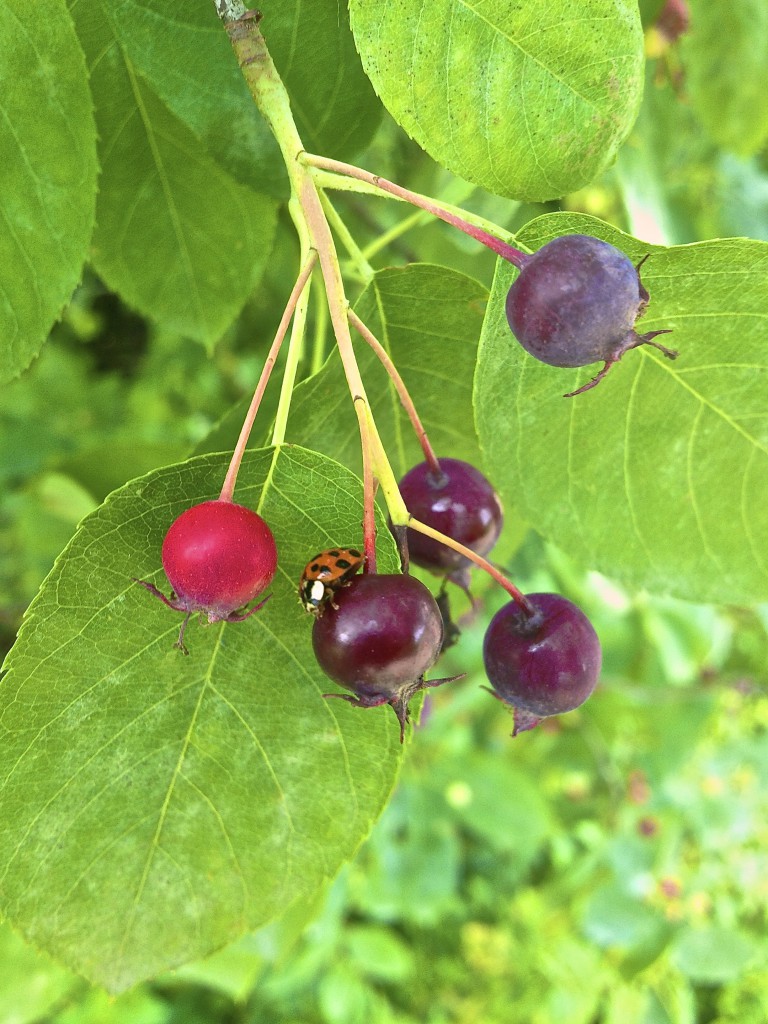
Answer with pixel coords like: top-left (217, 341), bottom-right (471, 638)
top-left (348, 549), bottom-right (361, 558)
top-left (335, 558), bottom-right (352, 569)
top-left (328, 550), bottom-right (340, 557)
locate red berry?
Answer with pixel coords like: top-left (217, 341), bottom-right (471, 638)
top-left (397, 458), bottom-right (503, 591)
top-left (312, 573), bottom-right (460, 741)
top-left (135, 499), bottom-right (277, 653)
top-left (483, 592), bottom-right (601, 734)
top-left (162, 500), bottom-right (277, 617)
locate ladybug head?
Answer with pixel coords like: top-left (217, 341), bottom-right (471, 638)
top-left (300, 578), bottom-right (328, 615)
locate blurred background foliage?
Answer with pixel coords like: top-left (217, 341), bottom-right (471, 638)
top-left (3, 2), bottom-right (768, 1021)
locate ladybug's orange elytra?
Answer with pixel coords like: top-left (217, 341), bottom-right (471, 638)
top-left (299, 547), bottom-right (364, 615)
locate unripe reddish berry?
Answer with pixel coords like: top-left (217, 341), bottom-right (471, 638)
top-left (135, 499), bottom-right (277, 652)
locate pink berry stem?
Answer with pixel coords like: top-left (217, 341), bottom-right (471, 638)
top-left (354, 397), bottom-right (378, 574)
top-left (348, 309), bottom-right (443, 479)
top-left (407, 516), bottom-right (536, 616)
top-left (219, 249), bottom-right (318, 503)
top-left (302, 153), bottom-right (529, 270)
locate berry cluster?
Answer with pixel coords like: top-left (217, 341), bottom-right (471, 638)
top-left (296, 456), bottom-right (601, 740)
top-left (130, 232), bottom-right (637, 739)
top-left (135, 453), bottom-right (601, 740)
top-left (132, 18), bottom-right (686, 743)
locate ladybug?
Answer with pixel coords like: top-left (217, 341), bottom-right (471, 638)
top-left (299, 547), bottom-right (364, 615)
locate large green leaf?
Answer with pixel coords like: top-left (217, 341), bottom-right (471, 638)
top-left (108, 0), bottom-right (382, 187)
top-left (0, 0), bottom-right (97, 382)
top-left (349, 0), bottom-right (644, 202)
top-left (286, 264), bottom-right (488, 476)
top-left (474, 212), bottom-right (768, 604)
top-left (0, 447), bottom-right (401, 991)
top-left (71, 1), bottom-right (277, 349)
top-left (683, 0), bottom-right (768, 157)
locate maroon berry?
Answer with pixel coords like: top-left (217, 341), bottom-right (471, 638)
top-left (135, 499), bottom-right (277, 652)
top-left (397, 458), bottom-right (503, 591)
top-left (483, 592), bottom-right (601, 734)
top-left (505, 234), bottom-right (676, 395)
top-left (312, 573), bottom-right (460, 741)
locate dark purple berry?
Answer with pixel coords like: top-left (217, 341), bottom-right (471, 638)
top-left (483, 592), bottom-right (601, 734)
top-left (312, 573), bottom-right (461, 741)
top-left (135, 499), bottom-right (277, 652)
top-left (505, 234), bottom-right (676, 395)
top-left (397, 458), bottom-right (503, 591)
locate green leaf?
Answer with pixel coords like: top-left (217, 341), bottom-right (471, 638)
top-left (286, 264), bottom-right (488, 476)
top-left (166, 933), bottom-right (264, 1001)
top-left (108, 0), bottom-right (381, 193)
top-left (583, 885), bottom-right (668, 952)
top-left (349, 0), bottom-right (644, 202)
top-left (436, 751), bottom-right (552, 864)
top-left (672, 925), bottom-right (757, 984)
top-left (104, 0), bottom-right (284, 197)
top-left (683, 0), bottom-right (768, 157)
top-left (474, 212), bottom-right (768, 604)
top-left (258, 0), bottom-right (384, 161)
top-left (0, 447), bottom-right (401, 992)
top-left (71, 1), bottom-right (278, 349)
top-left (0, 922), bottom-right (77, 1024)
top-left (615, 69), bottom-right (713, 247)
top-left (54, 988), bottom-right (170, 1024)
top-left (0, 0), bottom-right (97, 382)
top-left (343, 925), bottom-right (414, 983)
top-left (318, 965), bottom-right (373, 1024)
top-left (351, 784), bottom-right (461, 926)
top-left (638, 0), bottom-right (666, 28)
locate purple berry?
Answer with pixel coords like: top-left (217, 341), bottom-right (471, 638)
top-left (135, 499), bottom-right (277, 652)
top-left (312, 573), bottom-right (460, 741)
top-left (483, 592), bottom-right (601, 734)
top-left (505, 234), bottom-right (676, 395)
top-left (397, 458), bottom-right (503, 590)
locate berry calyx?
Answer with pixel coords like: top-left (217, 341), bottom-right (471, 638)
top-left (482, 592), bottom-right (601, 735)
top-left (397, 458), bottom-right (504, 593)
top-left (505, 234), bottom-right (677, 395)
top-left (135, 499), bottom-right (277, 652)
top-left (312, 573), bottom-right (461, 741)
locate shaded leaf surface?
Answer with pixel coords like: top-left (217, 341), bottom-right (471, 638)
top-left (109, 0), bottom-right (382, 190)
top-left (72, 1), bottom-right (277, 348)
top-left (0, 0), bottom-right (97, 382)
top-left (287, 265), bottom-right (488, 476)
top-left (258, 0), bottom-right (384, 161)
top-left (474, 213), bottom-right (768, 604)
top-left (349, 0), bottom-right (644, 202)
top-left (0, 447), bottom-right (400, 991)
top-left (106, 0), bottom-right (284, 197)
